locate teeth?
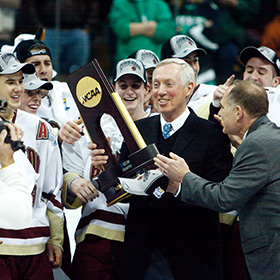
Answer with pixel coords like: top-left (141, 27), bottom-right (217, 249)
top-left (124, 97), bottom-right (136, 101)
top-left (158, 99), bottom-right (169, 103)
top-left (29, 105), bottom-right (39, 109)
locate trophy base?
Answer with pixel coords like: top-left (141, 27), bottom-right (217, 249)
top-left (99, 144), bottom-right (159, 205)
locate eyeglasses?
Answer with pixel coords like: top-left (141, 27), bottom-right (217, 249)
top-left (24, 89), bottom-right (49, 99)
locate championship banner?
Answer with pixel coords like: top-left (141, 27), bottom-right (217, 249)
top-left (66, 59), bottom-right (159, 206)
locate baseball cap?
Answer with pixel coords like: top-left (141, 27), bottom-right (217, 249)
top-left (128, 50), bottom-right (160, 69)
top-left (113, 58), bottom-right (147, 83)
top-left (161, 35), bottom-right (207, 60)
top-left (0, 52), bottom-right (35, 75)
top-left (24, 73), bottom-right (53, 91)
top-left (14, 39), bottom-right (51, 63)
top-left (239, 46), bottom-right (280, 75)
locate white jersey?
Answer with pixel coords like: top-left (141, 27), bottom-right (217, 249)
top-left (38, 81), bottom-right (80, 128)
top-left (0, 110), bottom-right (64, 256)
top-left (266, 87), bottom-right (280, 127)
top-left (0, 152), bottom-right (38, 230)
top-left (62, 114), bottom-right (129, 244)
top-left (187, 83), bottom-right (216, 113)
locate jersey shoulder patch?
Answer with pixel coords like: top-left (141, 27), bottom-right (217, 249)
top-left (36, 120), bottom-right (58, 146)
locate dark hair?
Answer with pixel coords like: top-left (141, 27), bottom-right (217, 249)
top-left (228, 80), bottom-right (268, 118)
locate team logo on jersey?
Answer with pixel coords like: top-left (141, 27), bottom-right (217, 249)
top-left (76, 76), bottom-right (102, 108)
top-left (37, 121), bottom-right (49, 140)
top-left (36, 121), bottom-right (58, 146)
top-left (63, 98), bottom-right (70, 111)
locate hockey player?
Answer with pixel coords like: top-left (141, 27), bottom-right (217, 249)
top-left (13, 38), bottom-right (81, 142)
top-left (62, 58), bottom-right (149, 279)
top-left (128, 49), bottom-right (160, 113)
top-left (0, 121), bottom-right (36, 230)
top-left (0, 52), bottom-right (63, 279)
top-left (20, 72), bottom-right (53, 115)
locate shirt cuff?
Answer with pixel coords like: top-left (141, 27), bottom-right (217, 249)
top-left (174, 183), bottom-right (181, 197)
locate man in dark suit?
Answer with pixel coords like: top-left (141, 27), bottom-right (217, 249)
top-left (90, 58), bottom-right (233, 280)
top-left (155, 79), bottom-right (280, 280)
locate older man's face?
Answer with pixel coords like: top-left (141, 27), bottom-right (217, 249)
top-left (152, 63), bottom-right (193, 122)
top-left (243, 57), bottom-right (279, 87)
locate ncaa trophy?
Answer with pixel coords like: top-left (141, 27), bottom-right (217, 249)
top-left (66, 59), bottom-right (165, 206)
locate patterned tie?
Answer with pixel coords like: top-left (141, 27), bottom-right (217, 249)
top-left (162, 123), bottom-right (172, 139)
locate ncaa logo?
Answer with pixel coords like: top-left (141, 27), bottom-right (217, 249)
top-left (76, 76), bottom-right (102, 108)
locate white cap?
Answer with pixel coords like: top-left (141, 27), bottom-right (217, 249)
top-left (131, 49), bottom-right (160, 69)
top-left (114, 58), bottom-right (147, 83)
top-left (24, 73), bottom-right (53, 91)
top-left (0, 52), bottom-right (35, 75)
top-left (161, 35), bottom-right (207, 60)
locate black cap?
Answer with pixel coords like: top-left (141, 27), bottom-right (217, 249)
top-left (14, 39), bottom-right (51, 63)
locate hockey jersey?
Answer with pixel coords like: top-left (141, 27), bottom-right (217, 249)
top-left (62, 114), bottom-right (129, 244)
top-left (0, 109), bottom-right (64, 256)
top-left (38, 80), bottom-right (80, 129)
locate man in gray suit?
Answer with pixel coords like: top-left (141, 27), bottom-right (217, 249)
top-left (154, 79), bottom-right (280, 280)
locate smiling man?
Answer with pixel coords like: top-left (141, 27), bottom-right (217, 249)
top-left (113, 58), bottom-right (149, 121)
top-left (0, 52), bottom-right (34, 121)
top-left (207, 46), bottom-right (280, 126)
top-left (90, 58), bottom-right (233, 280)
top-left (0, 52), bottom-right (64, 280)
top-left (240, 46), bottom-right (280, 87)
top-left (161, 35), bottom-right (217, 113)
top-left (154, 79), bottom-right (280, 280)
top-left (20, 73), bottom-right (53, 115)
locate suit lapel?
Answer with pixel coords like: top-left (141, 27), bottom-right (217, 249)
top-left (137, 115), bottom-right (160, 146)
top-left (171, 112), bottom-right (197, 155)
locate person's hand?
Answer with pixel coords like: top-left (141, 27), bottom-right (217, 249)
top-left (47, 244), bottom-right (63, 269)
top-left (58, 119), bottom-right (83, 144)
top-left (70, 177), bottom-right (99, 203)
top-left (87, 143), bottom-right (108, 169)
top-left (0, 123), bottom-right (24, 167)
top-left (213, 75), bottom-right (235, 106)
top-left (143, 21), bottom-right (157, 37)
top-left (154, 152), bottom-right (190, 182)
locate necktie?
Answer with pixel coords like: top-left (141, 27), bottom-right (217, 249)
top-left (162, 123), bottom-right (172, 139)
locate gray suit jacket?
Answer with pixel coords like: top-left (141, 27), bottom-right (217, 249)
top-left (181, 116), bottom-right (280, 280)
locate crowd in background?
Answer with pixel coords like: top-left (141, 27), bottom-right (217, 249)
top-left (0, 0), bottom-right (279, 83)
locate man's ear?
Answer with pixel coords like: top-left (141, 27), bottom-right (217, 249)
top-left (272, 76), bottom-right (280, 87)
top-left (185, 81), bottom-right (195, 99)
top-left (144, 83), bottom-right (151, 96)
top-left (236, 105), bottom-right (244, 121)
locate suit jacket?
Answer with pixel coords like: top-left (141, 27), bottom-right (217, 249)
top-left (120, 110), bottom-right (233, 280)
top-left (182, 116), bottom-right (280, 280)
